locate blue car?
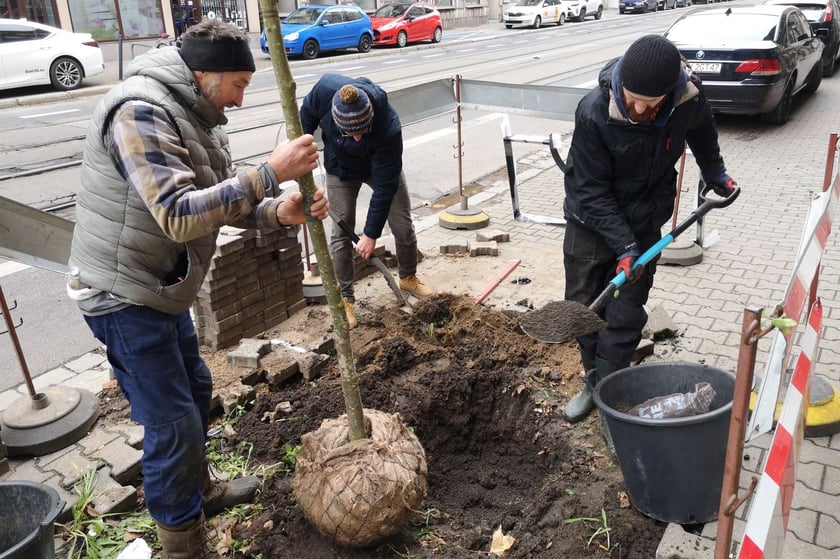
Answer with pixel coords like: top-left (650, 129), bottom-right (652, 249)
top-left (260, 5), bottom-right (373, 60)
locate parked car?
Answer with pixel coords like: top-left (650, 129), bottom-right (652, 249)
top-left (565, 0), bottom-right (604, 20)
top-left (503, 0), bottom-right (566, 28)
top-left (664, 5), bottom-right (824, 124)
top-left (675, 0), bottom-right (692, 7)
top-left (0, 18), bottom-right (104, 92)
top-left (765, 0), bottom-right (840, 76)
top-left (371, 1), bottom-right (443, 47)
top-left (658, 0), bottom-right (677, 9)
top-left (259, 5), bottom-right (373, 60)
top-left (619, 0), bottom-right (658, 14)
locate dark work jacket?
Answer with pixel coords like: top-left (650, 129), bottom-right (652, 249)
top-left (300, 73), bottom-right (403, 240)
top-left (563, 57), bottom-right (727, 256)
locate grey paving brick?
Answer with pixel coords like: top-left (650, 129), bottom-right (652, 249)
top-left (63, 368), bottom-right (113, 397)
top-left (95, 438), bottom-right (143, 485)
top-left (63, 352), bottom-right (108, 373)
top-left (89, 466), bottom-right (138, 515)
top-left (19, 367), bottom-right (75, 394)
top-left (0, 388), bottom-right (22, 412)
top-left (108, 423), bottom-right (144, 450)
top-left (42, 451), bottom-right (101, 488)
top-left (77, 429), bottom-right (121, 457)
top-left (3, 459), bottom-right (51, 483)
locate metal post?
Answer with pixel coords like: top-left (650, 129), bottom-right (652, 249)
top-left (715, 305), bottom-right (763, 559)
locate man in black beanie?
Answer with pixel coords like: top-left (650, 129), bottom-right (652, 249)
top-left (561, 35), bottom-right (738, 428)
top-left (68, 19), bottom-right (328, 558)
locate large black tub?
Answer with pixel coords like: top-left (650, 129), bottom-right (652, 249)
top-left (593, 361), bottom-right (735, 524)
top-left (0, 481), bottom-right (63, 559)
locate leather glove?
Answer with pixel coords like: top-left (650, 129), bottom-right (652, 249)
top-left (616, 249), bottom-right (643, 283)
top-left (709, 175), bottom-right (737, 198)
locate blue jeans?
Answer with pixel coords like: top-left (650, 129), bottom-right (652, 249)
top-left (84, 306), bottom-right (211, 526)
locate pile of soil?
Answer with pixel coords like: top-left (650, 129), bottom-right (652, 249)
top-left (224, 293), bottom-right (666, 558)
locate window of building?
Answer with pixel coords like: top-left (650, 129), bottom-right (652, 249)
top-left (67, 0), bottom-right (164, 41)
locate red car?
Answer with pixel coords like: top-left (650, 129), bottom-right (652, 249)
top-left (371, 2), bottom-right (443, 47)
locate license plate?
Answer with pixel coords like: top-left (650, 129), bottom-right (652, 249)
top-left (690, 62), bottom-right (721, 74)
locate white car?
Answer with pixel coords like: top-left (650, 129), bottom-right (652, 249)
top-left (0, 18), bottom-right (105, 92)
top-left (504, 0), bottom-right (566, 28)
top-left (565, 0), bottom-right (604, 20)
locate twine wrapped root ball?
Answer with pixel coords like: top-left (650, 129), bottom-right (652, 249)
top-left (293, 409), bottom-right (428, 548)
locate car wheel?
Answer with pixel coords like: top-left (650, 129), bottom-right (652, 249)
top-left (558, 12), bottom-right (566, 25)
top-left (358, 34), bottom-right (372, 53)
top-left (50, 57), bottom-right (84, 91)
top-left (762, 80), bottom-right (793, 125)
top-left (594, 5), bottom-right (603, 18)
top-left (533, 15), bottom-right (542, 28)
top-left (803, 61), bottom-right (822, 94)
top-left (824, 47), bottom-right (837, 77)
top-left (397, 30), bottom-right (408, 48)
top-left (505, 24), bottom-right (513, 28)
top-left (577, 7), bottom-right (586, 21)
top-left (432, 26), bottom-right (443, 42)
top-left (302, 39), bottom-right (319, 60)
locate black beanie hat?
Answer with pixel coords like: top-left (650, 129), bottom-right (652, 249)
top-left (620, 35), bottom-right (681, 97)
top-left (179, 35), bottom-right (255, 73)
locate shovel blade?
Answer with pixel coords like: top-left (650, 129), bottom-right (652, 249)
top-left (520, 300), bottom-right (607, 344)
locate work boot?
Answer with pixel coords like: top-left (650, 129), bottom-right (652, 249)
top-left (202, 460), bottom-right (260, 517)
top-left (342, 297), bottom-right (357, 329)
top-left (157, 512), bottom-right (220, 559)
top-left (399, 275), bottom-right (434, 299)
top-left (563, 369), bottom-right (599, 423)
top-left (562, 347), bottom-right (598, 423)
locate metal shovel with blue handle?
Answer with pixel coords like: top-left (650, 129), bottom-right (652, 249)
top-left (520, 183), bottom-right (740, 344)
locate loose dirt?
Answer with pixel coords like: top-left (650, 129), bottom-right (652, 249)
top-left (216, 293), bottom-right (665, 558)
top-left (95, 244), bottom-right (668, 558)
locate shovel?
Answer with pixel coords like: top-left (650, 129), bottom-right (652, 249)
top-left (331, 216), bottom-right (411, 308)
top-left (521, 183), bottom-right (740, 343)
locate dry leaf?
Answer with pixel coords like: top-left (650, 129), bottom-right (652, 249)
top-left (618, 491), bottom-right (631, 508)
top-left (223, 424), bottom-right (237, 437)
top-left (263, 519), bottom-right (275, 530)
top-left (490, 525), bottom-right (516, 556)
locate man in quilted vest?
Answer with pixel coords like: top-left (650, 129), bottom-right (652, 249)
top-left (67, 20), bottom-right (327, 558)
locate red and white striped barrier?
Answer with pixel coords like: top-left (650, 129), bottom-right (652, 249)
top-left (737, 299), bottom-right (823, 559)
top-left (748, 172), bottom-right (839, 439)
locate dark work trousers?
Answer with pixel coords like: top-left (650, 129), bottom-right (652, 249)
top-left (326, 171), bottom-right (418, 301)
top-left (563, 220), bottom-right (660, 366)
top-left (84, 306), bottom-right (210, 527)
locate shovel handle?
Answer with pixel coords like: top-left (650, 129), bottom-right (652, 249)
top-left (589, 183), bottom-right (740, 312)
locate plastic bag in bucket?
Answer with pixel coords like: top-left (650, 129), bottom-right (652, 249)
top-left (592, 361), bottom-right (735, 524)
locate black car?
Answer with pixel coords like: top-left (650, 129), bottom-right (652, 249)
top-left (765, 0), bottom-right (840, 75)
top-left (664, 5), bottom-right (824, 124)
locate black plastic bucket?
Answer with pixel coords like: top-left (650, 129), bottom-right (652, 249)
top-left (0, 481), bottom-right (63, 559)
top-left (592, 361), bottom-right (735, 524)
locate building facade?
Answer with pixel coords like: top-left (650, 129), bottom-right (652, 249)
top-left (3, 0), bottom-right (488, 42)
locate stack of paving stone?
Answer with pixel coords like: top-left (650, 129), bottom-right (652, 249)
top-left (194, 226), bottom-right (307, 349)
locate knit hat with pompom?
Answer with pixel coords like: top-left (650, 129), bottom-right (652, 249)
top-left (331, 85), bottom-right (374, 134)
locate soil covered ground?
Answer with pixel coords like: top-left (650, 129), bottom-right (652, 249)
top-left (218, 293), bottom-right (666, 558)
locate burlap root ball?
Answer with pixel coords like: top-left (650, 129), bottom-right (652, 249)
top-left (293, 408), bottom-right (428, 548)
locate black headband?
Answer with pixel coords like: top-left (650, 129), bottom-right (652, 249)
top-left (179, 36), bottom-right (255, 73)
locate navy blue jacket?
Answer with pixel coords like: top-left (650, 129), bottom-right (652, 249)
top-left (300, 73), bottom-right (403, 239)
top-left (563, 58), bottom-right (727, 256)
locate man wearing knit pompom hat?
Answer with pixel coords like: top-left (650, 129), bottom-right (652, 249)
top-left (68, 19), bottom-right (327, 558)
top-left (301, 73), bottom-right (435, 328)
top-left (561, 35), bottom-right (738, 429)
